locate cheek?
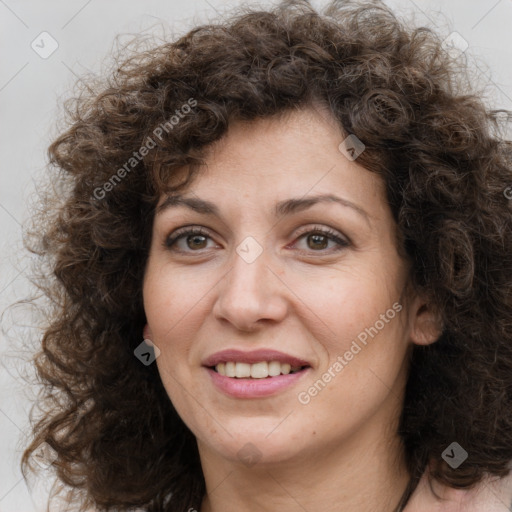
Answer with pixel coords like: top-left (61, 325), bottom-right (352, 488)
top-left (300, 274), bottom-right (409, 419)
top-left (300, 309), bottom-right (408, 432)
top-left (292, 264), bottom-right (404, 348)
top-left (143, 266), bottom-right (215, 389)
top-left (143, 263), bottom-right (215, 341)
top-left (143, 272), bottom-right (203, 427)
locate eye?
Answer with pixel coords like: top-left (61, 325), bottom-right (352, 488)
top-left (164, 226), bottom-right (217, 252)
top-left (164, 225), bottom-right (350, 254)
top-left (291, 225), bottom-right (350, 254)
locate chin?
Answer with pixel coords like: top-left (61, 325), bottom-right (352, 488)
top-left (200, 427), bottom-right (305, 466)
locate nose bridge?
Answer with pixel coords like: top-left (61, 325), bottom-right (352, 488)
top-left (213, 235), bottom-right (287, 329)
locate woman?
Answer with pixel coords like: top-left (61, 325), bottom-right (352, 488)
top-left (22, 0), bottom-right (512, 511)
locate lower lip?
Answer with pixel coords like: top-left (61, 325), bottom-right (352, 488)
top-left (205, 367), bottom-right (310, 398)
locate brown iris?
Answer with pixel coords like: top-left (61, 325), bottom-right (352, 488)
top-left (187, 234), bottom-right (208, 249)
top-left (307, 234), bottom-right (329, 250)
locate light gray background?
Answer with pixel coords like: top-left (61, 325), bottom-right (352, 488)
top-left (1, 0), bottom-right (511, 510)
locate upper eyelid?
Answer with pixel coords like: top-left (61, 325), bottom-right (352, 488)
top-left (165, 224), bottom-right (349, 248)
top-left (166, 224), bottom-right (344, 239)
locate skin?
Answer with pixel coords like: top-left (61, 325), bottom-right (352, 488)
top-left (142, 105), bottom-right (441, 512)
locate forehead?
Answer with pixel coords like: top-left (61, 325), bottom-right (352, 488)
top-left (156, 106), bottom-right (387, 218)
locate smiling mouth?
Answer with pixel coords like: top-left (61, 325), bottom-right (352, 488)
top-left (210, 361), bottom-right (309, 378)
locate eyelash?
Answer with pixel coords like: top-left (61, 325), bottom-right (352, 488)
top-left (164, 225), bottom-right (350, 255)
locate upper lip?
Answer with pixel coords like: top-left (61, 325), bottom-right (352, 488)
top-left (202, 349), bottom-right (311, 368)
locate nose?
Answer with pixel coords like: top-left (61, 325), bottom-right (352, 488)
top-left (212, 242), bottom-right (289, 332)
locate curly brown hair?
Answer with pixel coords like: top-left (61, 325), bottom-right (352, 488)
top-left (21, 0), bottom-right (512, 510)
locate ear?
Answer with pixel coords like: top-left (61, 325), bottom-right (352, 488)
top-left (407, 294), bottom-right (443, 346)
top-left (143, 323), bottom-right (153, 341)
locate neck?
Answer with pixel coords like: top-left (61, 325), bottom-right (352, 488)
top-left (198, 395), bottom-right (411, 512)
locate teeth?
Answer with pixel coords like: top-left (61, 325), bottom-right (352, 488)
top-left (235, 362), bottom-right (251, 378)
top-left (268, 361), bottom-right (281, 376)
top-left (214, 361), bottom-right (304, 378)
top-left (225, 362), bottom-right (236, 377)
top-left (251, 362), bottom-right (268, 378)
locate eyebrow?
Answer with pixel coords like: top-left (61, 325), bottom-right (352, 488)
top-left (156, 193), bottom-right (370, 225)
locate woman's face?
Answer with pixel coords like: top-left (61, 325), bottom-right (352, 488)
top-left (143, 106), bottom-right (430, 467)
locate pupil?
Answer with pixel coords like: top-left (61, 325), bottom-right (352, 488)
top-left (189, 235), bottom-right (206, 249)
top-left (308, 234), bottom-right (327, 250)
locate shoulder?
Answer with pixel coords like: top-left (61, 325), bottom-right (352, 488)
top-left (404, 468), bottom-right (512, 512)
